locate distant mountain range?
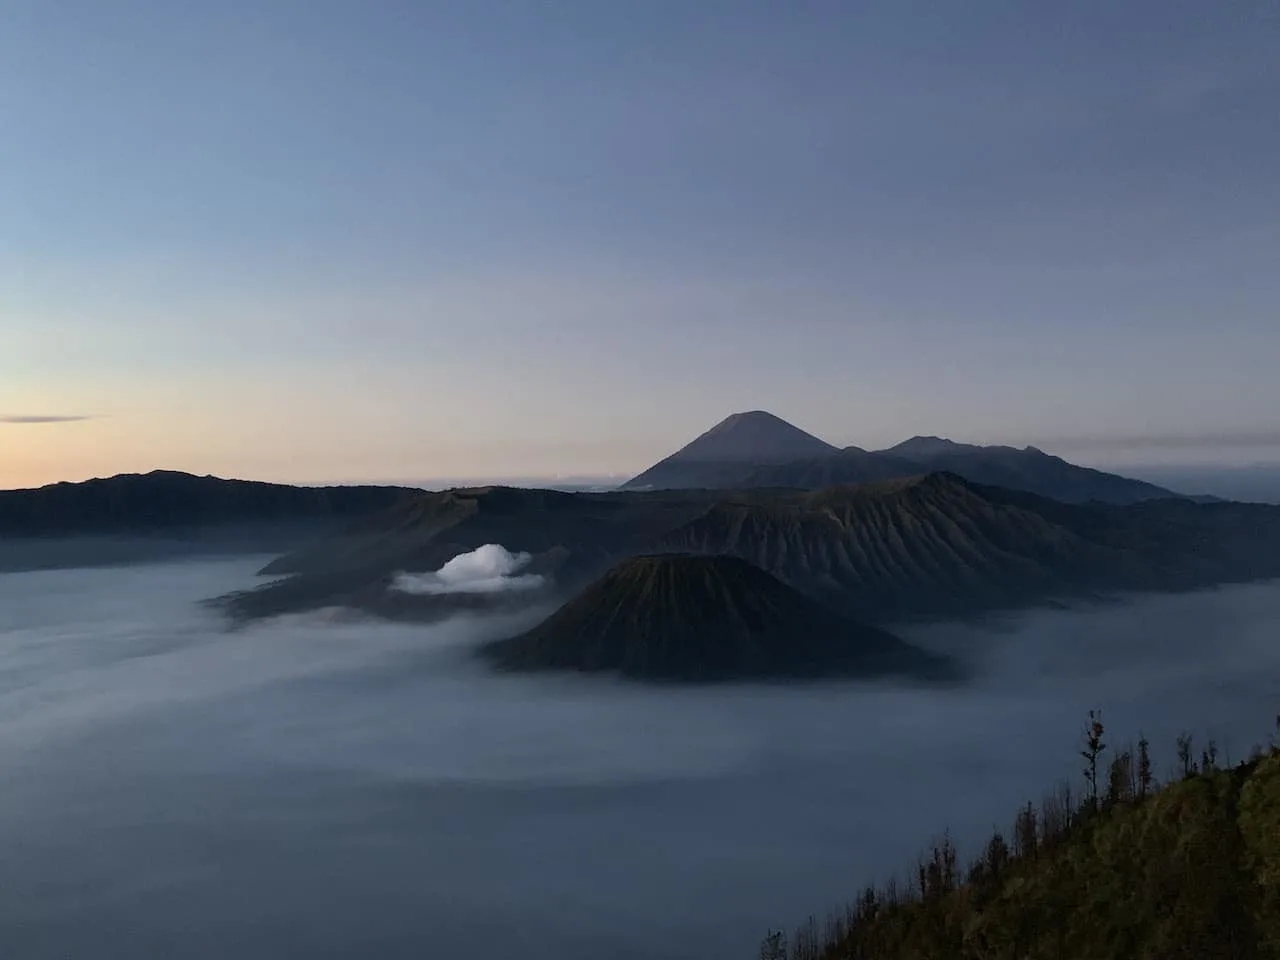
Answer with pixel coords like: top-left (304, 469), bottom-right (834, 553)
top-left (622, 411), bottom-right (1185, 505)
top-left (482, 553), bottom-right (957, 682)
top-left (0, 413), bottom-right (1193, 552)
top-left (0, 471), bottom-right (419, 571)
top-left (1118, 462), bottom-right (1280, 505)
top-left (6, 441), bottom-right (1279, 667)
top-left (219, 473), bottom-right (1280, 626)
top-left (0, 471), bottom-right (419, 537)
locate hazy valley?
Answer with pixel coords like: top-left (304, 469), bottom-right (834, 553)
top-left (9, 5), bottom-right (1280, 954)
top-left (1, 556), bottom-right (1277, 958)
top-left (3, 414), bottom-right (1280, 955)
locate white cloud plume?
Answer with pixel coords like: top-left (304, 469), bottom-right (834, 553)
top-left (390, 544), bottom-right (545, 596)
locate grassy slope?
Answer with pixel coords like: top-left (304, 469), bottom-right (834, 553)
top-left (762, 736), bottom-right (1280, 960)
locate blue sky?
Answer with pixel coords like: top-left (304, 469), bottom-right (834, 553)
top-left (3, 0), bottom-right (1278, 486)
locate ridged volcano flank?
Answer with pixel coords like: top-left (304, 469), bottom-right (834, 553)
top-left (481, 554), bottom-right (955, 682)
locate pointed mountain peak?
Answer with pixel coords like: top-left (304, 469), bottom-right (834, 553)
top-left (621, 411), bottom-right (837, 490)
top-left (703, 409), bottom-right (793, 434)
top-left (669, 411), bottom-right (836, 464)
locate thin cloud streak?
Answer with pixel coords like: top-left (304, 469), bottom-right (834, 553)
top-left (1036, 430), bottom-right (1280, 452)
top-left (0, 415), bottom-right (95, 424)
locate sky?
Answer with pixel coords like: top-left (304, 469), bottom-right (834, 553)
top-left (3, 0), bottom-right (1278, 488)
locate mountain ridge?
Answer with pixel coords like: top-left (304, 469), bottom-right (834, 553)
top-left (218, 472), bottom-right (1280, 625)
top-left (0, 470), bottom-right (420, 538)
top-left (624, 413), bottom-right (1183, 504)
top-left (743, 446), bottom-right (926, 490)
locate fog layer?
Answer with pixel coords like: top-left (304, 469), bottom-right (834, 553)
top-left (0, 559), bottom-right (1277, 959)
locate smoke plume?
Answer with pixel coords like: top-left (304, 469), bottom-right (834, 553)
top-left (390, 544), bottom-right (545, 595)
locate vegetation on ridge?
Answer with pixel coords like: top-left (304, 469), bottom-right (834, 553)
top-left (758, 713), bottom-right (1280, 960)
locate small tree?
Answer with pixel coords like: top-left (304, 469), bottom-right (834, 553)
top-left (1202, 738), bottom-right (1219, 772)
top-left (855, 885), bottom-right (878, 923)
top-left (985, 831), bottom-right (1010, 883)
top-left (791, 915), bottom-right (821, 960)
top-left (1106, 748), bottom-right (1133, 806)
top-left (939, 831), bottom-right (958, 893)
top-left (759, 930), bottom-right (788, 960)
top-left (1177, 732), bottom-right (1195, 778)
top-left (1014, 802), bottom-right (1039, 860)
top-left (1081, 709), bottom-right (1107, 810)
top-left (1137, 734), bottom-right (1153, 798)
top-left (1057, 780), bottom-right (1074, 832)
top-left (1039, 787), bottom-right (1068, 847)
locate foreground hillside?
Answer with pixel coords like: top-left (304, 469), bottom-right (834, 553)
top-left (220, 474), bottom-right (1280, 623)
top-left (759, 723), bottom-right (1280, 960)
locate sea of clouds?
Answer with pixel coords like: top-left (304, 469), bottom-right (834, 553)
top-left (0, 557), bottom-right (1277, 959)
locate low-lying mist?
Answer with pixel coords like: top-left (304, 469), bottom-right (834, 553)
top-left (0, 557), bottom-right (1277, 959)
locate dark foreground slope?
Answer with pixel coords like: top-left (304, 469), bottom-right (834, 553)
top-left (760, 736), bottom-right (1280, 960)
top-left (482, 554), bottom-right (955, 682)
top-left (220, 474), bottom-right (1280, 624)
top-left (0, 471), bottom-right (419, 572)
